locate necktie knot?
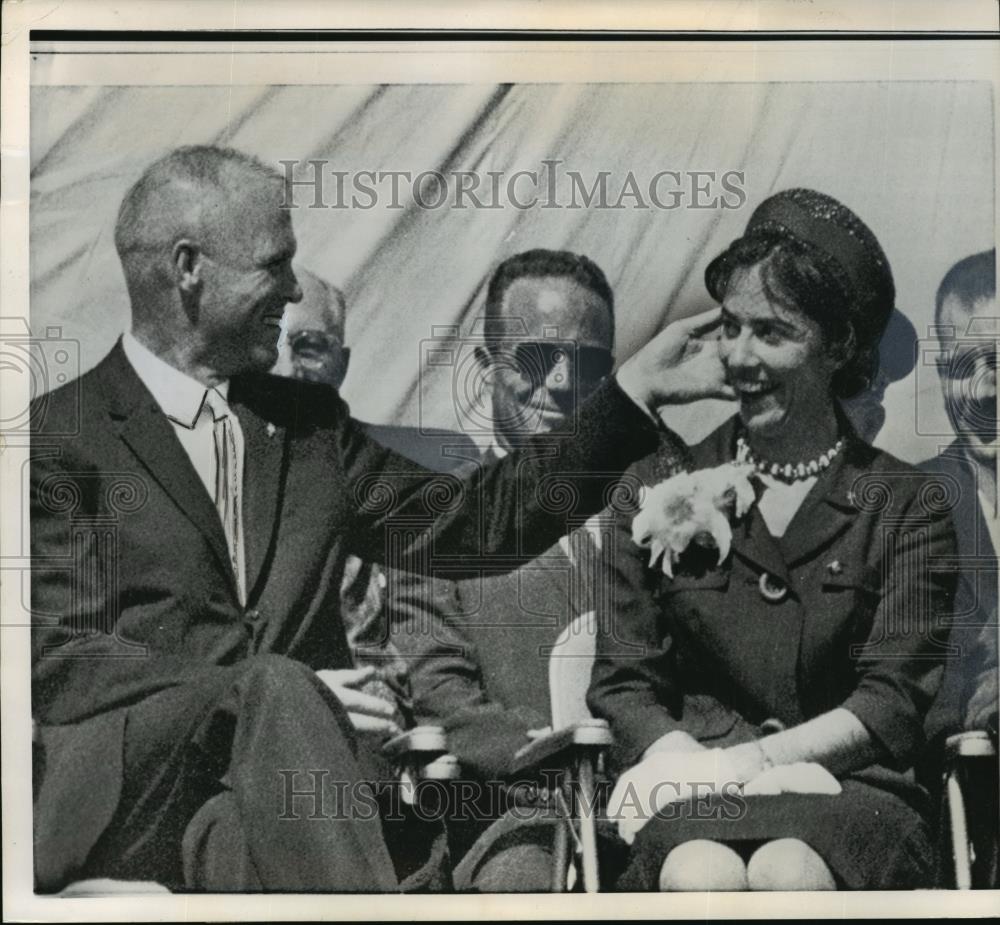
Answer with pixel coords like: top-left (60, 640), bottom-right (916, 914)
top-left (203, 388), bottom-right (229, 423)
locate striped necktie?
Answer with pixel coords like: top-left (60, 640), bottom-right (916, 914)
top-left (204, 389), bottom-right (246, 604)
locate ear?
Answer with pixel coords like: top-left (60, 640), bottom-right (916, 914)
top-left (827, 324), bottom-right (858, 371)
top-left (474, 345), bottom-right (492, 370)
top-left (172, 239), bottom-right (203, 297)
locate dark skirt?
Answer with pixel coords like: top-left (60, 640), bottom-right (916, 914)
top-left (614, 778), bottom-right (935, 890)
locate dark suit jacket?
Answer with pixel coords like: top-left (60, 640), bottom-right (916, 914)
top-left (362, 423), bottom-right (479, 473)
top-left (30, 340), bottom-right (657, 889)
top-left (587, 416), bottom-right (959, 809)
top-left (338, 424), bottom-right (476, 716)
top-left (392, 535), bottom-right (587, 780)
top-left (919, 444), bottom-right (997, 739)
top-left (392, 436), bottom-right (692, 780)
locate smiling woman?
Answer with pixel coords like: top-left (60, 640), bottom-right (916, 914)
top-left (588, 189), bottom-right (959, 892)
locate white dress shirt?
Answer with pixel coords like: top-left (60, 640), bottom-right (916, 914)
top-left (122, 332), bottom-right (247, 602)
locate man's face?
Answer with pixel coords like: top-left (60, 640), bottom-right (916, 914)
top-left (272, 274), bottom-right (350, 389)
top-left (479, 275), bottom-right (614, 445)
top-left (193, 180), bottom-right (303, 378)
top-left (937, 295), bottom-right (998, 463)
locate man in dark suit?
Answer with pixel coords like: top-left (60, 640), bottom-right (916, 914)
top-left (30, 146), bottom-right (728, 893)
top-left (391, 249), bottom-right (632, 890)
top-left (921, 249), bottom-right (998, 744)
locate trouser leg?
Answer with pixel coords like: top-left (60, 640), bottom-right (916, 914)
top-left (83, 655), bottom-right (399, 892)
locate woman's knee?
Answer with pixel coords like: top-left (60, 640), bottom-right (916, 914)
top-left (746, 838), bottom-right (836, 891)
top-left (659, 839), bottom-right (748, 891)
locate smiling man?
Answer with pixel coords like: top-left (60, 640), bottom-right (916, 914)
top-left (922, 249), bottom-right (998, 750)
top-left (29, 146), bottom-right (728, 893)
top-left (390, 250), bottom-right (621, 891)
top-left (473, 250), bottom-right (615, 450)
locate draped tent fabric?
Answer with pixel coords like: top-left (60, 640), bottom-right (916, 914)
top-left (29, 82), bottom-right (994, 462)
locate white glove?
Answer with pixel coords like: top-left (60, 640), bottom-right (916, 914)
top-left (743, 761), bottom-right (842, 797)
top-left (607, 749), bottom-right (741, 845)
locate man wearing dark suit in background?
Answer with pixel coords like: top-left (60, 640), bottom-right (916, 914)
top-left (921, 249), bottom-right (998, 745)
top-left (391, 250), bottom-right (634, 890)
top-left (30, 146), bottom-right (730, 893)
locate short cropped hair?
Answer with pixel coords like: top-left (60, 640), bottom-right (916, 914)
top-left (483, 249), bottom-right (615, 347)
top-left (935, 248), bottom-right (996, 326)
top-left (114, 145), bottom-right (281, 256)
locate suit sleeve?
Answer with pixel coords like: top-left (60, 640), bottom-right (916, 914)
top-left (335, 377), bottom-right (660, 572)
top-left (963, 617), bottom-right (999, 733)
top-left (390, 571), bottom-right (547, 779)
top-left (841, 483), bottom-right (960, 769)
top-left (585, 497), bottom-right (692, 769)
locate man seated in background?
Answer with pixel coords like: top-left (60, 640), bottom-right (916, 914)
top-left (273, 267), bottom-right (477, 721)
top-left (390, 249), bottom-right (623, 891)
top-left (921, 248), bottom-right (998, 745)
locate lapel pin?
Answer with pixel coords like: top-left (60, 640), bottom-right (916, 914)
top-left (827, 560), bottom-right (843, 575)
top-left (266, 422), bottom-right (277, 438)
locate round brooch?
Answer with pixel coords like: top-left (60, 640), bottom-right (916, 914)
top-left (758, 571), bottom-right (788, 603)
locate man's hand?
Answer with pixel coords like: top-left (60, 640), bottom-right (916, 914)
top-left (526, 726), bottom-right (552, 740)
top-left (315, 667), bottom-right (402, 738)
top-left (615, 307), bottom-right (735, 412)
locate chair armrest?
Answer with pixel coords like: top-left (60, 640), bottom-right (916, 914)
top-left (945, 730), bottom-right (998, 762)
top-left (422, 754), bottom-right (460, 780)
top-left (509, 719), bottom-right (613, 775)
top-left (382, 724), bottom-right (448, 761)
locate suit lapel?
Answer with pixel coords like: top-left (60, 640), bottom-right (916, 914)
top-left (230, 377), bottom-right (290, 603)
top-left (777, 437), bottom-right (868, 569)
top-left (937, 443), bottom-right (995, 561)
top-left (685, 414), bottom-right (865, 579)
top-left (684, 417), bottom-right (791, 584)
top-left (734, 505), bottom-right (793, 584)
top-left (99, 343), bottom-right (237, 595)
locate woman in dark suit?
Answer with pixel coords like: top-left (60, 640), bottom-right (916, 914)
top-left (588, 189), bottom-right (958, 890)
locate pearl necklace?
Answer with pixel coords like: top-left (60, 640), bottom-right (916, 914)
top-left (735, 435), bottom-right (845, 482)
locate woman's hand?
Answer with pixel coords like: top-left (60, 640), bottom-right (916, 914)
top-left (607, 748), bottom-right (743, 845)
top-left (743, 762), bottom-right (842, 797)
top-left (615, 307), bottom-right (735, 411)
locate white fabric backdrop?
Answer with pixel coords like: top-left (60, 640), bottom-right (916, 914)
top-left (29, 82), bottom-right (995, 461)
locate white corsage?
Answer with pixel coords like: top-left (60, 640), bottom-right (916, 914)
top-left (632, 463), bottom-right (757, 577)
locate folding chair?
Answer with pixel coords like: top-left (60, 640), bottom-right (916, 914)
top-left (505, 609), bottom-right (612, 892)
top-left (940, 728), bottom-right (999, 889)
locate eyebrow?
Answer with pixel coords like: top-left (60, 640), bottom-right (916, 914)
top-left (721, 307), bottom-right (799, 332)
top-left (257, 246), bottom-right (296, 268)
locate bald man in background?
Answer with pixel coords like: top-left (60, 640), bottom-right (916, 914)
top-left (272, 268), bottom-right (475, 720)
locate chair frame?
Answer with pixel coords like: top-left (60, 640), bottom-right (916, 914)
top-left (940, 729), bottom-right (999, 889)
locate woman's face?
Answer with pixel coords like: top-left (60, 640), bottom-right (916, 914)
top-left (718, 262), bottom-right (841, 441)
